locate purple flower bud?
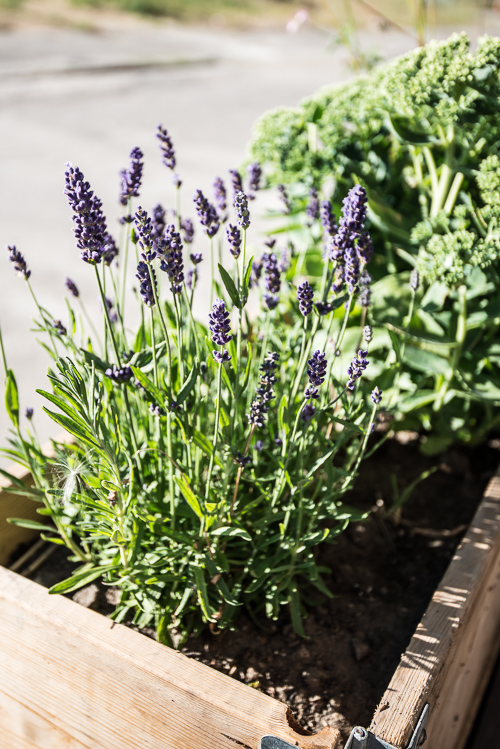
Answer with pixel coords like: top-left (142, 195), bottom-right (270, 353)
top-left (410, 268), bottom-right (420, 292)
top-left (306, 187), bottom-right (320, 226)
top-left (234, 190), bottom-right (250, 230)
top-left (301, 403), bottom-right (316, 424)
top-left (315, 301), bottom-right (333, 316)
top-left (357, 231), bottom-right (373, 265)
top-left (105, 297), bottom-right (118, 324)
top-left (209, 298), bottom-right (232, 348)
top-left (347, 349), bottom-right (369, 390)
top-left (181, 217), bottom-right (195, 245)
top-left (119, 146), bottom-right (143, 207)
top-left (152, 204), bottom-right (166, 241)
top-left (277, 184), bottom-right (291, 214)
top-left (371, 386), bottom-right (383, 405)
top-left (64, 163), bottom-right (108, 265)
top-left (156, 124), bottom-right (176, 170)
top-left (136, 261), bottom-right (157, 306)
top-left (306, 350), bottom-right (327, 391)
top-left (226, 224), bottom-right (242, 258)
top-left (53, 319), bottom-right (67, 336)
top-left (194, 189), bottom-right (219, 238)
top-left (102, 234), bottom-right (119, 266)
top-left (213, 176), bottom-right (227, 217)
top-left (149, 402), bottom-right (165, 417)
top-left (329, 184), bottom-right (367, 265)
top-left (229, 169), bottom-right (243, 197)
top-left (363, 325), bottom-right (373, 343)
top-left (264, 237), bottom-right (276, 249)
top-left (320, 200), bottom-right (337, 237)
top-left (262, 252), bottom-right (281, 308)
top-left (255, 440), bottom-right (264, 451)
top-left (235, 451), bottom-right (252, 468)
top-left (134, 207), bottom-right (156, 262)
top-left (105, 364), bottom-right (133, 384)
top-left (173, 174), bottom-right (182, 189)
top-left (8, 245), bottom-right (31, 280)
top-left (213, 349), bottom-right (231, 364)
top-left (186, 267), bottom-right (196, 291)
top-left (297, 280), bottom-right (314, 316)
top-left (25, 407), bottom-right (34, 420)
top-left (274, 436), bottom-right (283, 448)
top-left (190, 252), bottom-right (202, 265)
top-left (247, 161), bottom-right (262, 199)
top-left (359, 268), bottom-right (372, 308)
top-left (248, 352), bottom-right (279, 428)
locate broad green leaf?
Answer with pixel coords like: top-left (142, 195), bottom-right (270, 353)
top-left (218, 263), bottom-right (241, 309)
top-left (211, 526), bottom-right (252, 542)
top-left (387, 112), bottom-right (440, 146)
top-left (421, 282), bottom-right (449, 313)
top-left (387, 329), bottom-right (402, 364)
top-left (48, 565), bottom-right (114, 595)
top-left (174, 476), bottom-right (203, 519)
top-left (398, 390), bottom-right (439, 413)
top-left (130, 366), bottom-right (165, 406)
top-left (194, 565), bottom-right (216, 621)
top-left (404, 346), bottom-right (450, 376)
top-left (177, 363), bottom-right (198, 405)
top-left (5, 370), bottom-right (19, 428)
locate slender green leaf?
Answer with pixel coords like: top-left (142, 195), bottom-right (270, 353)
top-left (212, 526), bottom-right (252, 542)
top-left (242, 256), bottom-right (254, 301)
top-left (177, 363), bottom-right (198, 405)
top-left (194, 566), bottom-right (216, 621)
top-left (7, 518), bottom-right (55, 531)
top-left (5, 370), bottom-right (19, 428)
top-left (174, 476), bottom-right (204, 519)
top-left (42, 407), bottom-right (100, 449)
top-left (130, 366), bottom-right (165, 406)
top-left (218, 264), bottom-right (241, 309)
top-left (48, 565), bottom-right (114, 595)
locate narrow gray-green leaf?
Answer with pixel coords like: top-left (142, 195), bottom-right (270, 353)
top-left (218, 263), bottom-right (241, 310)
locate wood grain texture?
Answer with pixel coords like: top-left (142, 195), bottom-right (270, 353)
top-left (0, 567), bottom-right (340, 749)
top-left (0, 463), bottom-right (39, 566)
top-left (370, 471), bottom-right (500, 749)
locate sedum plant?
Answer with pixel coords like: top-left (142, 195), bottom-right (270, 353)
top-left (1, 130), bottom-right (386, 643)
top-left (247, 33), bottom-right (500, 453)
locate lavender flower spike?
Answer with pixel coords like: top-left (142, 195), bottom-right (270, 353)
top-left (320, 200), bottom-right (337, 237)
top-left (194, 189), bottom-right (219, 238)
top-left (134, 207), bottom-right (156, 263)
top-left (181, 217), bottom-right (195, 244)
top-left (65, 277), bottom-right (79, 298)
top-left (305, 350), bottom-right (327, 400)
top-left (136, 261), bottom-right (157, 306)
top-left (234, 190), bottom-right (250, 230)
top-left (119, 146), bottom-right (144, 206)
top-left (371, 386), bottom-right (383, 405)
top-left (209, 298), bottom-right (232, 363)
top-left (306, 187), bottom-right (320, 226)
top-left (262, 252), bottom-right (281, 310)
top-left (346, 349), bottom-right (369, 390)
top-left (229, 169), bottom-right (243, 197)
top-left (159, 224), bottom-right (184, 294)
top-left (64, 163), bottom-right (108, 265)
top-left (297, 280), bottom-right (314, 316)
top-left (247, 161), bottom-right (262, 199)
top-left (213, 176), bottom-right (227, 217)
top-left (277, 184), bottom-right (291, 214)
top-left (248, 352), bottom-right (279, 428)
top-left (8, 246), bottom-right (31, 280)
top-left (410, 269), bottom-right (420, 292)
top-left (156, 124), bottom-right (176, 170)
top-left (25, 407), bottom-right (34, 420)
top-left (226, 224), bottom-right (242, 258)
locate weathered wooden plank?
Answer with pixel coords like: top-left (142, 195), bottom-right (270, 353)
top-left (0, 567), bottom-right (340, 749)
top-left (370, 471), bottom-right (500, 749)
top-left (0, 464), bottom-right (39, 566)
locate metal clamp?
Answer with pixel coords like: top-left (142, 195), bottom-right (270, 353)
top-left (345, 703), bottom-right (429, 749)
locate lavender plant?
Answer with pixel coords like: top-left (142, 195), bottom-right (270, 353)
top-left (1, 134), bottom-right (384, 644)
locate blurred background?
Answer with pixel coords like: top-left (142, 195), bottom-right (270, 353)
top-left (1, 0), bottom-right (499, 450)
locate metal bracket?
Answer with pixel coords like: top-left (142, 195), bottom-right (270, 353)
top-left (345, 703), bottom-right (429, 749)
top-left (260, 703), bottom-right (429, 749)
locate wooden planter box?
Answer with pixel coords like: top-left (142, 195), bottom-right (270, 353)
top-left (2, 463), bottom-right (500, 749)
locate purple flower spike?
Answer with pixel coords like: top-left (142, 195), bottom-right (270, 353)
top-left (194, 189), bottom-right (219, 238)
top-left (320, 200), bottom-right (337, 237)
top-left (102, 234), bottom-right (119, 266)
top-left (151, 204), bottom-right (166, 240)
top-left (306, 350), bottom-right (327, 400)
top-left (229, 169), bottom-right (243, 197)
top-left (213, 177), bottom-right (227, 218)
top-left (277, 184), bottom-right (291, 214)
top-left (347, 349), bottom-right (369, 390)
top-left (247, 161), bottom-right (262, 199)
top-left (159, 224), bottom-right (184, 294)
top-left (359, 269), bottom-right (372, 308)
top-left (297, 280), bottom-right (314, 316)
top-left (156, 124), bottom-right (176, 170)
top-left (181, 217), bottom-right (195, 245)
top-left (134, 207), bottom-right (156, 263)
top-left (315, 301), bottom-right (333, 316)
top-left (209, 298), bottom-right (232, 348)
top-left (25, 407), bottom-right (34, 420)
top-left (306, 187), bottom-right (320, 226)
top-left (329, 184), bottom-right (368, 265)
top-left (119, 147), bottom-right (143, 207)
top-left (410, 269), bottom-right (420, 292)
top-left (64, 163), bottom-right (108, 265)
top-left (213, 349), bottom-right (231, 364)
top-left (262, 252), bottom-right (281, 309)
top-left (53, 319), bottom-right (67, 336)
top-left (301, 403), bottom-right (316, 423)
top-left (105, 364), bottom-right (133, 384)
top-left (136, 261), bottom-right (157, 306)
top-left (65, 278), bottom-right (79, 298)
top-left (371, 386), bottom-right (383, 405)
top-left (226, 224), bottom-right (242, 258)
top-left (234, 190), bottom-right (250, 230)
top-left (357, 231), bottom-right (373, 265)
top-left (363, 325), bottom-right (373, 344)
top-left (186, 267), bottom-right (196, 290)
top-left (248, 352), bottom-right (279, 428)
top-left (8, 245), bottom-right (31, 280)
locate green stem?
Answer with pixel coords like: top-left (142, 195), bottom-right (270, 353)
top-left (0, 324), bottom-right (8, 378)
top-left (434, 284), bottom-right (467, 412)
top-left (150, 307), bottom-right (158, 387)
top-left (342, 402), bottom-right (377, 491)
top-left (206, 356), bottom-right (223, 500)
top-left (27, 281), bottom-right (58, 358)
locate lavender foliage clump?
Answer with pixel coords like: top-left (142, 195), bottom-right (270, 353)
top-left (119, 147), bottom-right (144, 207)
top-left (297, 280), bottom-right (314, 316)
top-left (8, 246), bottom-right (31, 280)
top-left (156, 124), bottom-right (176, 170)
top-left (226, 224), bottom-right (242, 258)
top-left (234, 190), bottom-right (250, 230)
top-left (347, 349), bottom-right (369, 390)
top-left (64, 163), bottom-right (108, 264)
top-left (248, 352), bottom-right (279, 428)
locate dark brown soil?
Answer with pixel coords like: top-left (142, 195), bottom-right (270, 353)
top-left (18, 434), bottom-right (500, 743)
